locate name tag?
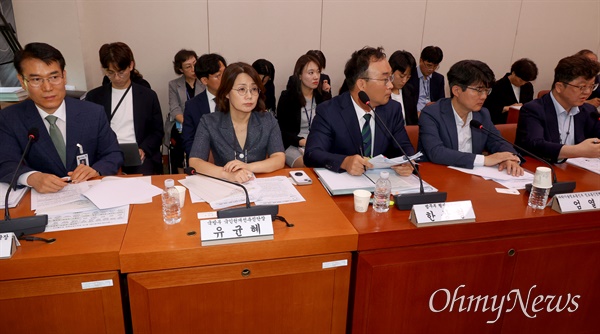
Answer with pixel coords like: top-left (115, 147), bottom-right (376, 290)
top-left (200, 215), bottom-right (274, 246)
top-left (552, 191), bottom-right (600, 213)
top-left (410, 200), bottom-right (476, 227)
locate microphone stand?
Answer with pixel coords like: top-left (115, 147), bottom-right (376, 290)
top-left (469, 120), bottom-right (576, 196)
top-left (358, 91), bottom-right (447, 210)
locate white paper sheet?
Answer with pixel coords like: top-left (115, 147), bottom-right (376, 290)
top-left (31, 182), bottom-right (92, 210)
top-left (0, 183), bottom-right (28, 209)
top-left (368, 152), bottom-right (423, 169)
top-left (82, 178), bottom-right (162, 209)
top-left (253, 176), bottom-right (305, 205)
top-left (567, 158), bottom-right (600, 175)
top-left (449, 165), bottom-right (534, 189)
top-left (45, 205), bottom-right (129, 232)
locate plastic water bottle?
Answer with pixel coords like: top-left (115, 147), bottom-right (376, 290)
top-left (528, 186), bottom-right (550, 210)
top-left (162, 179), bottom-right (181, 224)
top-left (373, 171), bottom-right (391, 213)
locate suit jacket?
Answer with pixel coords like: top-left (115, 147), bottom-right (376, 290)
top-left (189, 111), bottom-right (284, 167)
top-left (0, 98), bottom-right (122, 183)
top-left (418, 98), bottom-right (517, 169)
top-left (484, 73), bottom-right (534, 124)
top-left (401, 83), bottom-right (419, 125)
top-left (165, 76), bottom-right (204, 146)
top-left (408, 69), bottom-right (445, 107)
top-left (304, 92), bottom-right (415, 172)
top-left (182, 90), bottom-right (211, 157)
top-left (515, 92), bottom-right (600, 163)
top-left (85, 82), bottom-right (164, 169)
top-left (276, 89), bottom-right (330, 149)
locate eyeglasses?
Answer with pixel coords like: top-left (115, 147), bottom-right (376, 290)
top-left (105, 69), bottom-right (128, 78)
top-left (562, 82), bottom-right (599, 93)
top-left (232, 87), bottom-right (261, 96)
top-left (362, 75), bottom-right (394, 85)
top-left (23, 75), bottom-right (64, 88)
top-left (466, 86), bottom-right (492, 96)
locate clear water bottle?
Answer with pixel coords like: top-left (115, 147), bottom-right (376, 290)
top-left (528, 167), bottom-right (552, 210)
top-left (373, 171), bottom-right (391, 213)
top-left (162, 179), bottom-right (181, 224)
top-left (528, 186), bottom-right (550, 210)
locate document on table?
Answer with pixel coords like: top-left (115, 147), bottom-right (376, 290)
top-left (0, 183), bottom-right (28, 209)
top-left (449, 166), bottom-right (534, 189)
top-left (180, 175), bottom-right (261, 209)
top-left (83, 178), bottom-right (162, 209)
top-left (100, 176), bottom-right (155, 203)
top-left (567, 158), bottom-right (600, 175)
top-left (254, 176), bottom-right (305, 205)
top-left (31, 182), bottom-right (92, 210)
top-left (44, 205), bottom-right (129, 232)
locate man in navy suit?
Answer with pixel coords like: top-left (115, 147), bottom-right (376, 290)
top-left (408, 46), bottom-right (446, 111)
top-left (516, 55), bottom-right (600, 163)
top-left (304, 46), bottom-right (415, 176)
top-left (419, 60), bottom-right (523, 176)
top-left (182, 53), bottom-right (227, 158)
top-left (0, 43), bottom-right (122, 193)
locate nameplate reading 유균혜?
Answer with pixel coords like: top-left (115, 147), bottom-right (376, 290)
top-left (200, 214), bottom-right (274, 246)
top-left (410, 200), bottom-right (476, 227)
top-left (552, 191), bottom-right (600, 213)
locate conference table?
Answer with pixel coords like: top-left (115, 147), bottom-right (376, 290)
top-left (1, 161), bottom-right (598, 333)
top-left (337, 161), bottom-right (600, 333)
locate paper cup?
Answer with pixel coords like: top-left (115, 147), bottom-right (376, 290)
top-left (353, 189), bottom-right (372, 213)
top-left (532, 167), bottom-right (552, 189)
top-left (174, 185), bottom-right (187, 207)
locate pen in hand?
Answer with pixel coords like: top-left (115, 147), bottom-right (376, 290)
top-left (359, 147), bottom-right (367, 172)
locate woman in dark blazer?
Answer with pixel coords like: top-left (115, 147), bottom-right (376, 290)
top-left (388, 50), bottom-right (419, 125)
top-left (277, 54), bottom-right (331, 167)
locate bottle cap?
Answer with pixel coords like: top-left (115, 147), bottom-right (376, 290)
top-left (532, 167), bottom-right (552, 189)
top-left (380, 171), bottom-right (389, 179)
top-left (165, 179), bottom-right (175, 188)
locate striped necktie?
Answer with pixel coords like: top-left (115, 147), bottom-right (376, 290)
top-left (362, 114), bottom-right (372, 157)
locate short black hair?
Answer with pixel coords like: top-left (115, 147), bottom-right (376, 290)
top-left (552, 55), bottom-right (600, 88)
top-left (252, 59), bottom-right (275, 81)
top-left (195, 53), bottom-right (227, 79)
top-left (448, 60), bottom-right (495, 92)
top-left (420, 46), bottom-right (443, 64)
top-left (173, 49), bottom-right (198, 75)
top-left (511, 58), bottom-right (538, 82)
top-left (306, 50), bottom-right (326, 69)
top-left (343, 46), bottom-right (386, 91)
top-left (14, 42), bottom-right (66, 76)
top-left (389, 50), bottom-right (416, 74)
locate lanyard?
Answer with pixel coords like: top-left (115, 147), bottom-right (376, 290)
top-left (303, 97), bottom-right (315, 130)
top-left (109, 84), bottom-right (132, 121)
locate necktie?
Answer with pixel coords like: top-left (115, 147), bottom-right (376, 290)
top-left (362, 114), bottom-right (372, 157)
top-left (46, 115), bottom-right (66, 166)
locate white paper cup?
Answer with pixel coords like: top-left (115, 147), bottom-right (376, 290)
top-left (353, 189), bottom-right (372, 213)
top-left (174, 185), bottom-right (187, 207)
top-left (532, 167), bottom-right (552, 189)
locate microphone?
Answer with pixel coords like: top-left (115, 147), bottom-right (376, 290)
top-left (1, 128), bottom-right (48, 236)
top-left (184, 167), bottom-right (279, 219)
top-left (469, 120), bottom-right (575, 196)
top-left (357, 91), bottom-right (447, 210)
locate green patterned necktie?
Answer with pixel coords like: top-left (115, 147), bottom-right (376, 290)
top-left (46, 115), bottom-right (66, 166)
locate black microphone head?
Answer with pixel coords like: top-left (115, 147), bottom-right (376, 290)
top-left (184, 167), bottom-right (196, 175)
top-left (358, 91), bottom-right (370, 105)
top-left (28, 128), bottom-right (39, 143)
top-left (469, 120), bottom-right (483, 129)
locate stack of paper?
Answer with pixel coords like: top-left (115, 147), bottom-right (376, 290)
top-left (567, 158), bottom-right (600, 175)
top-left (0, 183), bottom-right (29, 209)
top-left (0, 87), bottom-right (28, 102)
top-left (449, 166), bottom-right (534, 189)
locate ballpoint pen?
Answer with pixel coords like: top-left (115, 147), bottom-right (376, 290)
top-left (359, 147), bottom-right (367, 172)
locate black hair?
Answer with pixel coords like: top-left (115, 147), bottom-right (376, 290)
top-left (447, 60), bottom-right (495, 92)
top-left (195, 53), bottom-right (227, 79)
top-left (306, 50), bottom-right (326, 69)
top-left (552, 55), bottom-right (600, 88)
top-left (420, 46), bottom-right (443, 64)
top-left (252, 59), bottom-right (275, 81)
top-left (389, 50), bottom-right (416, 74)
top-left (173, 49), bottom-right (198, 75)
top-left (287, 54), bottom-right (322, 107)
top-left (510, 58), bottom-right (538, 82)
top-left (343, 46), bottom-right (386, 91)
top-left (99, 42), bottom-right (144, 81)
top-left (14, 42), bottom-right (66, 75)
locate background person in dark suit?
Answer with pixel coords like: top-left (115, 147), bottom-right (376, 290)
top-left (419, 60), bottom-right (522, 176)
top-left (574, 49), bottom-right (600, 108)
top-left (85, 42), bottom-right (164, 175)
top-left (408, 46), bottom-right (446, 111)
top-left (182, 53), bottom-right (227, 158)
top-left (304, 46), bottom-right (415, 176)
top-left (388, 50), bottom-right (419, 125)
top-left (0, 42), bottom-right (122, 193)
top-left (516, 55), bottom-right (600, 163)
top-left (484, 58), bottom-right (537, 124)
